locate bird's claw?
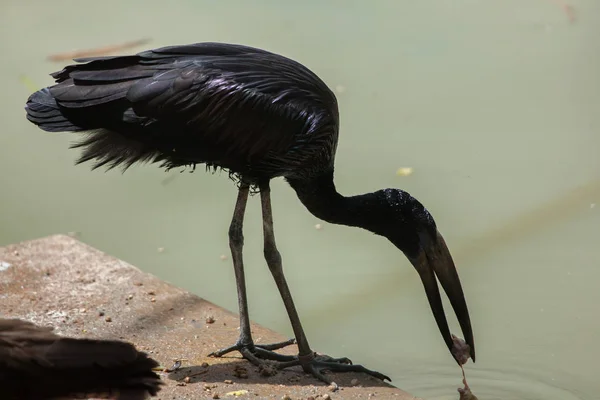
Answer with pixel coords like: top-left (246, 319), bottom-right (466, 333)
top-left (307, 358), bottom-right (391, 382)
top-left (208, 338), bottom-right (297, 362)
top-left (210, 341), bottom-right (390, 386)
top-left (274, 352), bottom-right (390, 385)
top-left (314, 354), bottom-right (353, 365)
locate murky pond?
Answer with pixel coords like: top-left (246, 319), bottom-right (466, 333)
top-left (1, 1), bottom-right (599, 398)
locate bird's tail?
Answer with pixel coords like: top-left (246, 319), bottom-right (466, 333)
top-left (24, 87), bottom-right (83, 132)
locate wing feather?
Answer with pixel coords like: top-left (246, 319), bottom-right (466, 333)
top-left (28, 42), bottom-right (339, 175)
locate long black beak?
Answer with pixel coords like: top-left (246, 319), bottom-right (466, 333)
top-left (409, 230), bottom-right (475, 364)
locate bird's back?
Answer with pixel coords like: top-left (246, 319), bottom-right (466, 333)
top-left (25, 42), bottom-right (340, 182)
top-left (0, 318), bottom-right (162, 400)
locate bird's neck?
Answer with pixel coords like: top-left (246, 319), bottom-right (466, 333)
top-left (286, 170), bottom-right (382, 232)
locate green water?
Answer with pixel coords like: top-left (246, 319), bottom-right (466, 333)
top-left (1, 1), bottom-right (599, 398)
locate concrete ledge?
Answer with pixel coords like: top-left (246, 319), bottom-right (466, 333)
top-left (0, 235), bottom-right (419, 399)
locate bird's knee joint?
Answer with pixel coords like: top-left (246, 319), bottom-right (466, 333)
top-left (263, 246), bottom-right (282, 266)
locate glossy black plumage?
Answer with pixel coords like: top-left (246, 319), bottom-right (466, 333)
top-left (26, 42), bottom-right (339, 183)
top-left (0, 318), bottom-right (162, 400)
top-left (25, 42), bottom-right (475, 385)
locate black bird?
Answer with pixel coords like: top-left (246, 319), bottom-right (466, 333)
top-left (0, 318), bottom-right (162, 399)
top-left (25, 42), bottom-right (475, 384)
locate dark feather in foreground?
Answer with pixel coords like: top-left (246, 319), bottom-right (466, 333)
top-left (25, 42), bottom-right (339, 183)
top-left (0, 318), bottom-right (162, 400)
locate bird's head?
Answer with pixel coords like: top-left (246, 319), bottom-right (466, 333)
top-left (372, 188), bottom-right (476, 364)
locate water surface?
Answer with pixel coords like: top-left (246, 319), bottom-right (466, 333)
top-left (1, 1), bottom-right (599, 398)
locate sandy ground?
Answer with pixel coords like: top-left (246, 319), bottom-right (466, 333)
top-left (0, 235), bottom-right (420, 400)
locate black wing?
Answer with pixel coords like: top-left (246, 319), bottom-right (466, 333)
top-left (0, 319), bottom-right (162, 400)
top-left (26, 42), bottom-right (339, 173)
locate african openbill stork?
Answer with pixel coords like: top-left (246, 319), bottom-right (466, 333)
top-left (25, 42), bottom-right (475, 385)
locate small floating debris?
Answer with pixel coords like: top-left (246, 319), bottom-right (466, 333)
top-left (47, 38), bottom-right (151, 62)
top-left (19, 75), bottom-right (39, 92)
top-left (335, 85), bottom-right (346, 94)
top-left (220, 254), bottom-right (228, 261)
top-left (396, 167), bottom-right (413, 177)
top-left (547, 0), bottom-right (576, 23)
top-left (315, 223), bottom-right (323, 230)
top-left (157, 247), bottom-right (165, 253)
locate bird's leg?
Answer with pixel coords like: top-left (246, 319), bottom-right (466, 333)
top-left (258, 181), bottom-right (391, 386)
top-left (209, 183), bottom-right (296, 362)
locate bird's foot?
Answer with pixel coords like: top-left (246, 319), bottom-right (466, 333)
top-left (209, 341), bottom-right (390, 388)
top-left (277, 352), bottom-right (391, 388)
top-left (208, 338), bottom-right (297, 362)
top-left (233, 350), bottom-right (390, 389)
